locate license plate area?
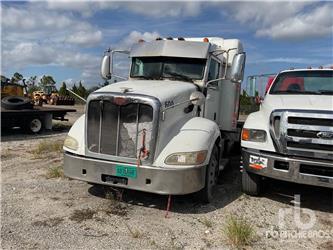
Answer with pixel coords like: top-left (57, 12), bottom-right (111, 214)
top-left (101, 174), bottom-right (128, 185)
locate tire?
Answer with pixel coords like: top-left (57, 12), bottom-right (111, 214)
top-left (242, 169), bottom-right (262, 196)
top-left (1, 96), bottom-right (33, 110)
top-left (198, 145), bottom-right (219, 203)
top-left (25, 117), bottom-right (43, 133)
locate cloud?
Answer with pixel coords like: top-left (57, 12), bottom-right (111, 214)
top-left (66, 30), bottom-right (103, 46)
top-left (119, 31), bottom-right (161, 49)
top-left (224, 1), bottom-right (333, 41)
top-left (255, 4), bottom-right (333, 40)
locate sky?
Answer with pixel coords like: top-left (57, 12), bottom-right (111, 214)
top-left (1, 0), bottom-right (333, 89)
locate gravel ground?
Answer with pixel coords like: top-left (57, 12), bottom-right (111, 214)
top-left (1, 105), bottom-right (332, 249)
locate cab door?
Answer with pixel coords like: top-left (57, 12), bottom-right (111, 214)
top-left (204, 57), bottom-right (221, 123)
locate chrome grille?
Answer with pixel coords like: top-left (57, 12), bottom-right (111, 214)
top-left (270, 110), bottom-right (333, 160)
top-left (86, 93), bottom-right (160, 163)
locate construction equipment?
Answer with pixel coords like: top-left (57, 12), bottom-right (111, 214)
top-left (32, 85), bottom-right (75, 106)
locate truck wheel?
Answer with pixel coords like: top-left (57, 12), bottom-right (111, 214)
top-left (26, 117), bottom-right (43, 133)
top-left (198, 145), bottom-right (219, 203)
top-left (242, 169), bottom-right (262, 196)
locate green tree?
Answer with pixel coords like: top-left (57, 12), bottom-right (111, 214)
top-left (40, 75), bottom-right (56, 86)
top-left (11, 72), bottom-right (23, 84)
top-left (58, 82), bottom-right (68, 96)
top-left (77, 81), bottom-right (87, 98)
top-left (71, 83), bottom-right (78, 94)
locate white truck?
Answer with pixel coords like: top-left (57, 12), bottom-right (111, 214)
top-left (241, 68), bottom-right (333, 195)
top-left (63, 37), bottom-right (245, 202)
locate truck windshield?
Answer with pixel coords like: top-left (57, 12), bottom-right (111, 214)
top-left (270, 70), bottom-right (333, 95)
top-left (130, 57), bottom-right (206, 82)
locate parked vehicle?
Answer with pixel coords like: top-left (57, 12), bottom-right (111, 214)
top-left (63, 37), bottom-right (246, 202)
top-left (241, 68), bottom-right (333, 195)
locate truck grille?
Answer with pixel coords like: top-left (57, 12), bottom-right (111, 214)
top-left (270, 110), bottom-right (333, 160)
top-left (86, 93), bottom-right (160, 162)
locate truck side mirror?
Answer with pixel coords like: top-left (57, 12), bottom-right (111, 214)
top-left (101, 54), bottom-right (112, 80)
top-left (190, 91), bottom-right (205, 106)
top-left (230, 53), bottom-right (246, 83)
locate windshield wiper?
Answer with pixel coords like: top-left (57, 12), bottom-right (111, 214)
top-left (318, 90), bottom-right (333, 95)
top-left (164, 72), bottom-right (193, 83)
top-left (272, 90), bottom-right (320, 95)
top-left (133, 75), bottom-right (161, 80)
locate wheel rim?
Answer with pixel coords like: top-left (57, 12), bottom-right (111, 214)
top-left (207, 151), bottom-right (218, 194)
top-left (30, 119), bottom-right (42, 133)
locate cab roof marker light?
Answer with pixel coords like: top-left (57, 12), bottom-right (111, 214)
top-left (138, 39), bottom-right (145, 43)
top-left (156, 37), bottom-right (163, 40)
top-left (203, 37), bottom-right (209, 42)
top-left (166, 37), bottom-right (173, 40)
top-left (178, 37), bottom-right (185, 41)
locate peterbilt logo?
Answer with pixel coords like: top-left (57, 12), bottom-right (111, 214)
top-left (316, 131), bottom-right (333, 139)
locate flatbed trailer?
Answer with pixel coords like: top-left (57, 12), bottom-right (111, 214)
top-left (1, 106), bottom-right (76, 133)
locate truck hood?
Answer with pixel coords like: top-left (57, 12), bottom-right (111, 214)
top-left (95, 79), bottom-right (197, 105)
top-left (263, 94), bottom-right (333, 112)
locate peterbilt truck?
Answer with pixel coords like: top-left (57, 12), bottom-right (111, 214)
top-left (241, 68), bottom-right (333, 195)
top-left (63, 37), bottom-right (246, 202)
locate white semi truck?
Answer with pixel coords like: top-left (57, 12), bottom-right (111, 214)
top-left (241, 68), bottom-right (333, 195)
top-left (63, 37), bottom-right (245, 202)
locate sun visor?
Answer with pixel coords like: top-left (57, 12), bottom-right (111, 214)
top-left (130, 40), bottom-right (210, 59)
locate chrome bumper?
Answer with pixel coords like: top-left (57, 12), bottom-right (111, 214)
top-left (64, 152), bottom-right (206, 195)
top-left (242, 148), bottom-right (333, 188)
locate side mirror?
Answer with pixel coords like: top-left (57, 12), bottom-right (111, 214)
top-left (230, 52), bottom-right (246, 83)
top-left (101, 54), bottom-right (112, 80)
top-left (190, 91), bottom-right (206, 106)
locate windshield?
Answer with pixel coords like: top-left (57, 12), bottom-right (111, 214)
top-left (270, 70), bottom-right (333, 95)
top-left (130, 57), bottom-right (206, 82)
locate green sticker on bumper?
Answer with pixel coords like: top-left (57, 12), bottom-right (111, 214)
top-left (115, 165), bottom-right (137, 179)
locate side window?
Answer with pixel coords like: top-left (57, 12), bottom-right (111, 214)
top-left (208, 58), bottom-right (220, 84)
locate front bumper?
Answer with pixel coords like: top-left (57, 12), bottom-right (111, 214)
top-left (64, 152), bottom-right (206, 195)
top-left (242, 148), bottom-right (333, 188)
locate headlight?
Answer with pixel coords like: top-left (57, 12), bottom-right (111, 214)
top-left (242, 128), bottom-right (267, 142)
top-left (165, 150), bottom-right (207, 165)
top-left (64, 135), bottom-right (79, 150)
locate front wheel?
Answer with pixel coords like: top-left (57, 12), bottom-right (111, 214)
top-left (198, 145), bottom-right (219, 203)
top-left (242, 169), bottom-right (262, 196)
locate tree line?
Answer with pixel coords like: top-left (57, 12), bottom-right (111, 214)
top-left (1, 72), bottom-right (110, 99)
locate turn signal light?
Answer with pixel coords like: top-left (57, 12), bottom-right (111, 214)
top-left (242, 128), bottom-right (250, 141)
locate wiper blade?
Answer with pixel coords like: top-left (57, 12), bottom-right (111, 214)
top-left (133, 75), bottom-right (161, 80)
top-left (164, 72), bottom-right (193, 83)
top-left (318, 90), bottom-right (333, 94)
top-left (272, 90), bottom-right (320, 95)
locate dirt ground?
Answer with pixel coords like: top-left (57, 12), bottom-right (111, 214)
top-left (1, 105), bottom-right (332, 249)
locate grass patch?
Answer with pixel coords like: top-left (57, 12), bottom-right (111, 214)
top-left (223, 215), bottom-right (255, 248)
top-left (32, 217), bottom-right (64, 227)
top-left (1, 149), bottom-right (13, 160)
top-left (70, 209), bottom-right (96, 223)
top-left (198, 217), bottom-right (213, 228)
top-left (52, 123), bottom-right (72, 131)
top-left (125, 224), bottom-right (143, 238)
top-left (31, 139), bottom-right (64, 158)
top-left (47, 166), bottom-right (64, 179)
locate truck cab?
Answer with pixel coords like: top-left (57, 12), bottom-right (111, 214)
top-left (63, 37), bottom-right (245, 202)
top-left (241, 68), bottom-right (333, 195)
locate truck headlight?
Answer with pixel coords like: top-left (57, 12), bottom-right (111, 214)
top-left (242, 128), bottom-right (267, 142)
top-left (64, 135), bottom-right (79, 150)
top-left (165, 150), bottom-right (207, 165)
